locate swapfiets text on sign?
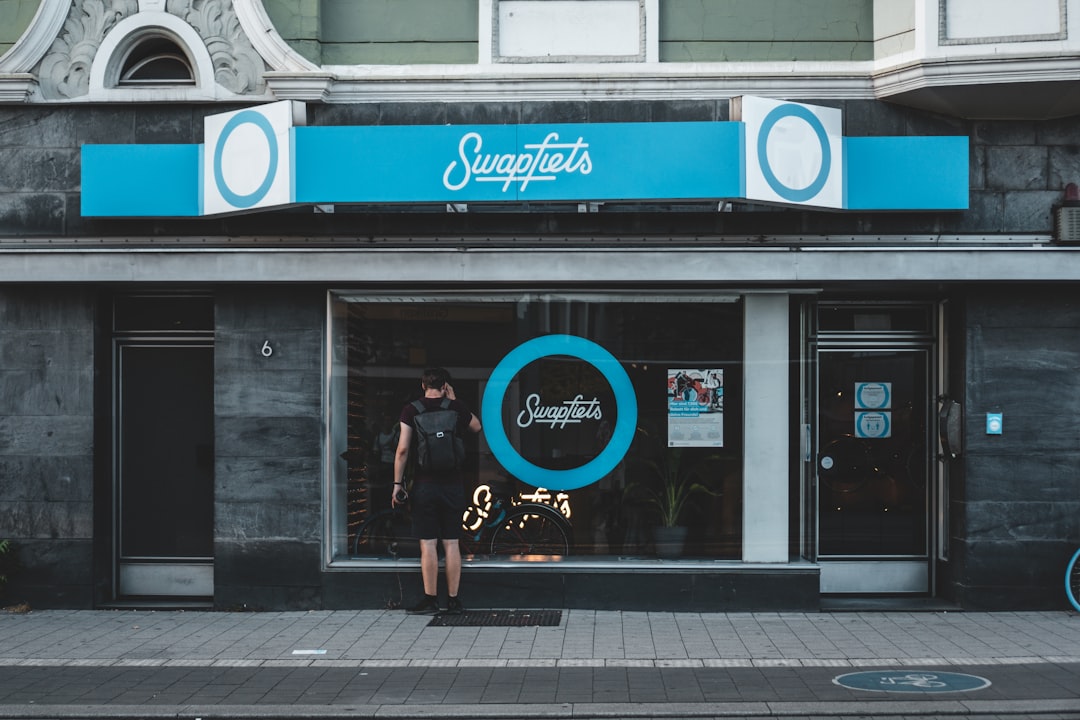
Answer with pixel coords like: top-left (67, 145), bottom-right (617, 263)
top-left (442, 131), bottom-right (593, 192)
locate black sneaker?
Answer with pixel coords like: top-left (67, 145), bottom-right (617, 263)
top-left (406, 595), bottom-right (440, 615)
top-left (445, 597), bottom-right (464, 615)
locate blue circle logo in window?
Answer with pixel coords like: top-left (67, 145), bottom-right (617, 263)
top-left (481, 335), bottom-right (637, 491)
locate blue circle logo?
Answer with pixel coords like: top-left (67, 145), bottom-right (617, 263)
top-left (481, 335), bottom-right (637, 491)
top-left (757, 103), bottom-right (831, 203)
top-left (213, 110), bottom-right (278, 209)
top-left (834, 670), bottom-right (991, 693)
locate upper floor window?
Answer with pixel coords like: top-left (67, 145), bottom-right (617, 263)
top-left (117, 34), bottom-right (195, 86)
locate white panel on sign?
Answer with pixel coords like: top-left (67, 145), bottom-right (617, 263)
top-left (203, 101), bottom-right (303, 216)
top-left (733, 96), bottom-right (843, 209)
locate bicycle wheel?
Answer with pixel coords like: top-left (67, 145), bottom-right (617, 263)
top-left (353, 509), bottom-right (408, 558)
top-left (1066, 546), bottom-right (1080, 613)
top-left (489, 504), bottom-right (571, 557)
top-left (818, 435), bottom-right (873, 494)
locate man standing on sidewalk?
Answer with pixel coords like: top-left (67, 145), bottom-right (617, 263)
top-left (393, 367), bottom-right (482, 615)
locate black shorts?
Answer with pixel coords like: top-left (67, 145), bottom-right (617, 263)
top-left (411, 482), bottom-right (465, 541)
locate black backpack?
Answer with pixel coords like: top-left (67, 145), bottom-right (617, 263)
top-left (411, 399), bottom-right (465, 472)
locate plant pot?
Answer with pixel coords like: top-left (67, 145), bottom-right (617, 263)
top-left (654, 525), bottom-right (688, 559)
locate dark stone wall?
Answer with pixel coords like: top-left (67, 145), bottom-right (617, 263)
top-left (956, 287), bottom-right (1080, 609)
top-left (3, 100), bottom-right (1080, 610)
top-left (322, 566), bottom-right (821, 612)
top-left (0, 287), bottom-right (95, 608)
top-left (213, 287), bottom-right (325, 610)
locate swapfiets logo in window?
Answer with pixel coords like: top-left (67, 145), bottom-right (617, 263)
top-left (482, 335), bottom-right (637, 492)
top-left (517, 393), bottom-right (603, 430)
top-left (442, 131), bottom-right (593, 193)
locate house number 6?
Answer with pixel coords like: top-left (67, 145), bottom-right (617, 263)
top-left (261, 340), bottom-right (273, 357)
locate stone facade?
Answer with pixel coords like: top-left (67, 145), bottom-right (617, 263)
top-left (0, 287), bottom-right (95, 607)
top-left (0, 99), bottom-right (1078, 610)
top-left (953, 289), bottom-right (1080, 609)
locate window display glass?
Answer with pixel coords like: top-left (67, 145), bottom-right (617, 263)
top-left (327, 293), bottom-right (744, 563)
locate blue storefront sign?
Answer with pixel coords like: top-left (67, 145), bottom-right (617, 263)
top-left (81, 97), bottom-right (969, 217)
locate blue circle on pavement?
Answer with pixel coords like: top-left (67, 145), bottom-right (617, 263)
top-left (757, 103), bottom-right (831, 203)
top-left (834, 670), bottom-right (991, 693)
top-left (481, 334), bottom-right (637, 491)
top-left (213, 110), bottom-right (278, 209)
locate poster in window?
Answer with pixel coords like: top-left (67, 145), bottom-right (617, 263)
top-left (667, 368), bottom-right (724, 447)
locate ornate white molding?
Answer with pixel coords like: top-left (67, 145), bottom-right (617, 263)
top-left (29, 0), bottom-right (276, 102)
top-left (85, 11), bottom-right (249, 101)
top-left (167, 0), bottom-right (265, 94)
top-left (232, 0), bottom-right (318, 73)
top-left (262, 71), bottom-right (334, 101)
top-left (0, 0), bottom-right (71, 73)
top-left (38, 0), bottom-right (139, 99)
top-left (0, 74), bottom-right (36, 101)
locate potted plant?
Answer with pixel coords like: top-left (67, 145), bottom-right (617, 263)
top-left (0, 540), bottom-right (16, 598)
top-left (633, 447), bottom-right (719, 558)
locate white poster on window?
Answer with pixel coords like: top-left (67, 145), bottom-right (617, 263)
top-left (854, 381), bottom-right (891, 409)
top-left (667, 368), bottom-right (724, 447)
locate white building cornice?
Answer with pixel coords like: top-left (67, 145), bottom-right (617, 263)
top-left (875, 53), bottom-right (1080, 95)
top-left (267, 63), bottom-right (878, 104)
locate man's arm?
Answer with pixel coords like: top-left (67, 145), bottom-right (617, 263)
top-left (445, 383), bottom-right (482, 435)
top-left (392, 422), bottom-right (412, 507)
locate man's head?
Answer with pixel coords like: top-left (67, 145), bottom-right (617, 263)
top-left (421, 367), bottom-right (451, 392)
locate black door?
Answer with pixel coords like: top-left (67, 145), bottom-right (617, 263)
top-left (113, 295), bottom-right (215, 599)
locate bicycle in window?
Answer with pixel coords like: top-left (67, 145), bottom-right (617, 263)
top-left (1066, 545), bottom-right (1080, 613)
top-left (353, 480), bottom-right (573, 559)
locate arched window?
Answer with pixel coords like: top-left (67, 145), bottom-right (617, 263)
top-left (117, 34), bottom-right (195, 86)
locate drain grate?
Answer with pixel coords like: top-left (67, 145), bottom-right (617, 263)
top-left (429, 609), bottom-right (562, 627)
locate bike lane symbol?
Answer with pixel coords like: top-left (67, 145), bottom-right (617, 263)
top-left (834, 670), bottom-right (991, 693)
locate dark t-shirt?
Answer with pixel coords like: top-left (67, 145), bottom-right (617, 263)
top-left (400, 396), bottom-right (473, 485)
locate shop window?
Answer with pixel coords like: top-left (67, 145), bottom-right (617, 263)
top-left (327, 293), bottom-right (744, 565)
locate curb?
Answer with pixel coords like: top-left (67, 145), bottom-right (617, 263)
top-left (2, 700), bottom-right (1080, 719)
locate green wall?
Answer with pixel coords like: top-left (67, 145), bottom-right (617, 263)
top-left (264, 0), bottom-right (322, 65)
top-left (660, 0), bottom-right (874, 62)
top-left (320, 0), bottom-right (478, 65)
top-left (263, 0), bottom-right (872, 67)
top-left (0, 0), bottom-right (40, 57)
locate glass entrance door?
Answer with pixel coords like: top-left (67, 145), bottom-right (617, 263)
top-left (816, 348), bottom-right (930, 593)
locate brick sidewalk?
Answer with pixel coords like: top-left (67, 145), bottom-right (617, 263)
top-left (1, 609), bottom-right (1078, 718)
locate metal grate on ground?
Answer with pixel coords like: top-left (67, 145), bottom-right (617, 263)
top-left (429, 609), bottom-right (562, 627)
